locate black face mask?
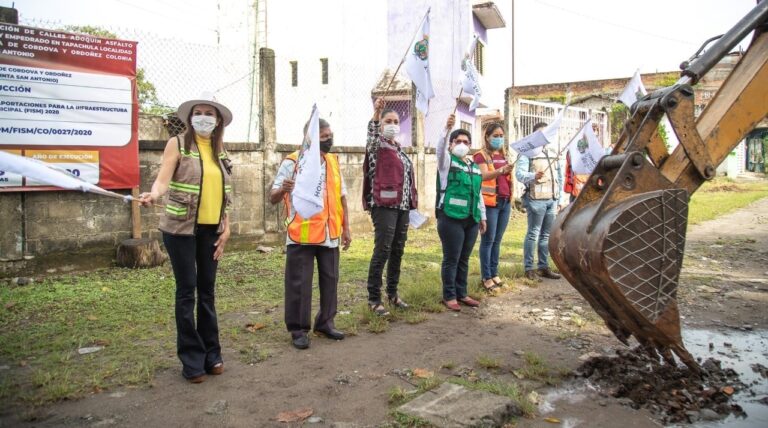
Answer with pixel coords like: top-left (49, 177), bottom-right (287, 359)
top-left (320, 138), bottom-right (333, 153)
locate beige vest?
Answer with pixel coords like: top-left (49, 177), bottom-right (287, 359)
top-left (527, 145), bottom-right (560, 200)
top-left (158, 135), bottom-right (233, 236)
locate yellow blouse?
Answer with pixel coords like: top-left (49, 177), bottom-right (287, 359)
top-left (195, 135), bottom-right (223, 225)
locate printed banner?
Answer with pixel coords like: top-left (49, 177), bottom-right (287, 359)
top-left (0, 23), bottom-right (138, 191)
top-left (0, 149), bottom-right (22, 187)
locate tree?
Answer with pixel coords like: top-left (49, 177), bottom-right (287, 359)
top-left (61, 25), bottom-right (172, 115)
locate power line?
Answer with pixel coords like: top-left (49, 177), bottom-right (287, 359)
top-left (108, 0), bottom-right (219, 33)
top-left (533, 0), bottom-right (698, 46)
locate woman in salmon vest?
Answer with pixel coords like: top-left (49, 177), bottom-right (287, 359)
top-left (138, 92), bottom-right (233, 383)
top-left (362, 97), bottom-right (418, 316)
top-left (436, 114), bottom-right (487, 312)
top-left (473, 122), bottom-right (514, 292)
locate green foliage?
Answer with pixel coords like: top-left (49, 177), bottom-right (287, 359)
top-left (609, 103), bottom-right (629, 143)
top-left (654, 74), bottom-right (679, 88)
top-left (61, 25), bottom-right (171, 115)
top-left (657, 117), bottom-right (670, 149)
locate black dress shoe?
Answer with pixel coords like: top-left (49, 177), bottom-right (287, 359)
top-left (314, 328), bottom-right (345, 341)
top-left (538, 267), bottom-right (562, 280)
top-left (291, 334), bottom-right (310, 349)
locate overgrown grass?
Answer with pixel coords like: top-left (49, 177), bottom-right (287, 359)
top-left (0, 178), bottom-right (764, 409)
top-left (476, 355), bottom-right (502, 370)
top-left (688, 178), bottom-right (768, 225)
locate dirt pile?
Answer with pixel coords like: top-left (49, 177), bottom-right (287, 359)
top-left (576, 348), bottom-right (747, 424)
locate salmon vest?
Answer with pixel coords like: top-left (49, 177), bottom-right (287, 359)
top-left (477, 150), bottom-right (511, 207)
top-left (283, 151), bottom-right (343, 245)
top-left (362, 141), bottom-right (418, 210)
top-left (527, 145), bottom-right (560, 201)
top-left (159, 135), bottom-right (233, 236)
top-left (437, 155), bottom-right (482, 222)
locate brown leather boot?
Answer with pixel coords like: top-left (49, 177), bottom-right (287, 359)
top-left (538, 267), bottom-right (562, 280)
top-left (524, 270), bottom-right (542, 282)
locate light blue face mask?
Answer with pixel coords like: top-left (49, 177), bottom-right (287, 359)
top-left (489, 137), bottom-right (504, 150)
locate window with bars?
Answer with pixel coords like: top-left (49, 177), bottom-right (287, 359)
top-left (320, 58), bottom-right (328, 85)
top-left (460, 120), bottom-right (472, 131)
top-left (474, 41), bottom-right (484, 75)
top-left (290, 61), bottom-right (298, 87)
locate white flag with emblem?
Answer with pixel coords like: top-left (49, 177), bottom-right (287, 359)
top-left (292, 104), bottom-right (324, 219)
top-left (618, 69), bottom-right (647, 107)
top-left (405, 9), bottom-right (435, 115)
top-left (460, 35), bottom-right (482, 111)
top-left (618, 69), bottom-right (680, 151)
top-left (509, 109), bottom-right (564, 158)
top-left (567, 120), bottom-right (605, 174)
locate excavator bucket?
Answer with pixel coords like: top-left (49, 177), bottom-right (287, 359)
top-left (550, 152), bottom-right (697, 370)
top-left (549, 0), bottom-right (768, 372)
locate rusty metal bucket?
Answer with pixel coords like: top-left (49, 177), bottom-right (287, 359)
top-left (550, 152), bottom-right (699, 371)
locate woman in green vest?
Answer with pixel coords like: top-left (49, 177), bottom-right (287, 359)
top-left (436, 114), bottom-right (487, 311)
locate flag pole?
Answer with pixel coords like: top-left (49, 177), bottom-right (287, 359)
top-left (382, 8), bottom-right (431, 97)
top-left (451, 87), bottom-right (464, 115)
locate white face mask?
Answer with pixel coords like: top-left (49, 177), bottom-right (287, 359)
top-left (381, 124), bottom-right (400, 140)
top-left (451, 143), bottom-right (470, 158)
top-left (191, 115), bottom-right (217, 137)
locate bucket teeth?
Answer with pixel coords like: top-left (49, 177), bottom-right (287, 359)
top-left (552, 189), bottom-right (700, 372)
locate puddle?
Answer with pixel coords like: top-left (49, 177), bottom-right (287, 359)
top-left (678, 328), bottom-right (768, 427)
top-left (535, 328), bottom-right (767, 427)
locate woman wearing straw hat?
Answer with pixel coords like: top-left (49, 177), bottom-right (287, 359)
top-left (138, 92), bottom-right (233, 383)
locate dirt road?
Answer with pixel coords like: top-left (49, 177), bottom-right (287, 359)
top-left (4, 198), bottom-right (767, 428)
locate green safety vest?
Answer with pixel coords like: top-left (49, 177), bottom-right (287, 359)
top-left (437, 154), bottom-right (482, 222)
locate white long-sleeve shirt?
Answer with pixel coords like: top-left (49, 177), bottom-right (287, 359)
top-left (436, 128), bottom-right (486, 221)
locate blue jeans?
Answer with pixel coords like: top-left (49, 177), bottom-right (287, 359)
top-left (479, 198), bottom-right (511, 279)
top-left (522, 195), bottom-right (557, 271)
top-left (437, 210), bottom-right (479, 301)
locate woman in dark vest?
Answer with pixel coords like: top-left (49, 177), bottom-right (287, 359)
top-left (436, 114), bottom-right (486, 311)
top-left (138, 92), bottom-right (233, 383)
top-left (363, 97), bottom-right (418, 316)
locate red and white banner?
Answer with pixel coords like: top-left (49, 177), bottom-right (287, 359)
top-left (0, 23), bottom-right (138, 191)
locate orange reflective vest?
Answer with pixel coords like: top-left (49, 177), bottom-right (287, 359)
top-left (477, 151), bottom-right (510, 207)
top-left (283, 151), bottom-right (343, 245)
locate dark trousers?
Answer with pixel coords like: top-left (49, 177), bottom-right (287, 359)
top-left (163, 225), bottom-right (222, 379)
top-left (366, 207), bottom-right (409, 305)
top-left (437, 210), bottom-right (479, 301)
top-left (284, 244), bottom-right (339, 337)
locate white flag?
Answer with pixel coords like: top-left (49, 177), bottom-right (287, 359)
top-left (567, 120), bottom-right (605, 175)
top-left (292, 104), bottom-right (324, 219)
top-left (618, 69), bottom-right (647, 107)
top-left (510, 109), bottom-right (564, 158)
top-left (618, 69), bottom-right (679, 150)
top-left (405, 9), bottom-right (435, 115)
top-left (0, 150), bottom-right (128, 200)
top-left (460, 35), bottom-right (482, 111)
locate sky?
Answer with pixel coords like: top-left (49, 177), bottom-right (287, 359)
top-left (5, 0), bottom-right (760, 111)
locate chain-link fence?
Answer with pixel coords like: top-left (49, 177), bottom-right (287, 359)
top-left (20, 15), bottom-right (261, 143)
